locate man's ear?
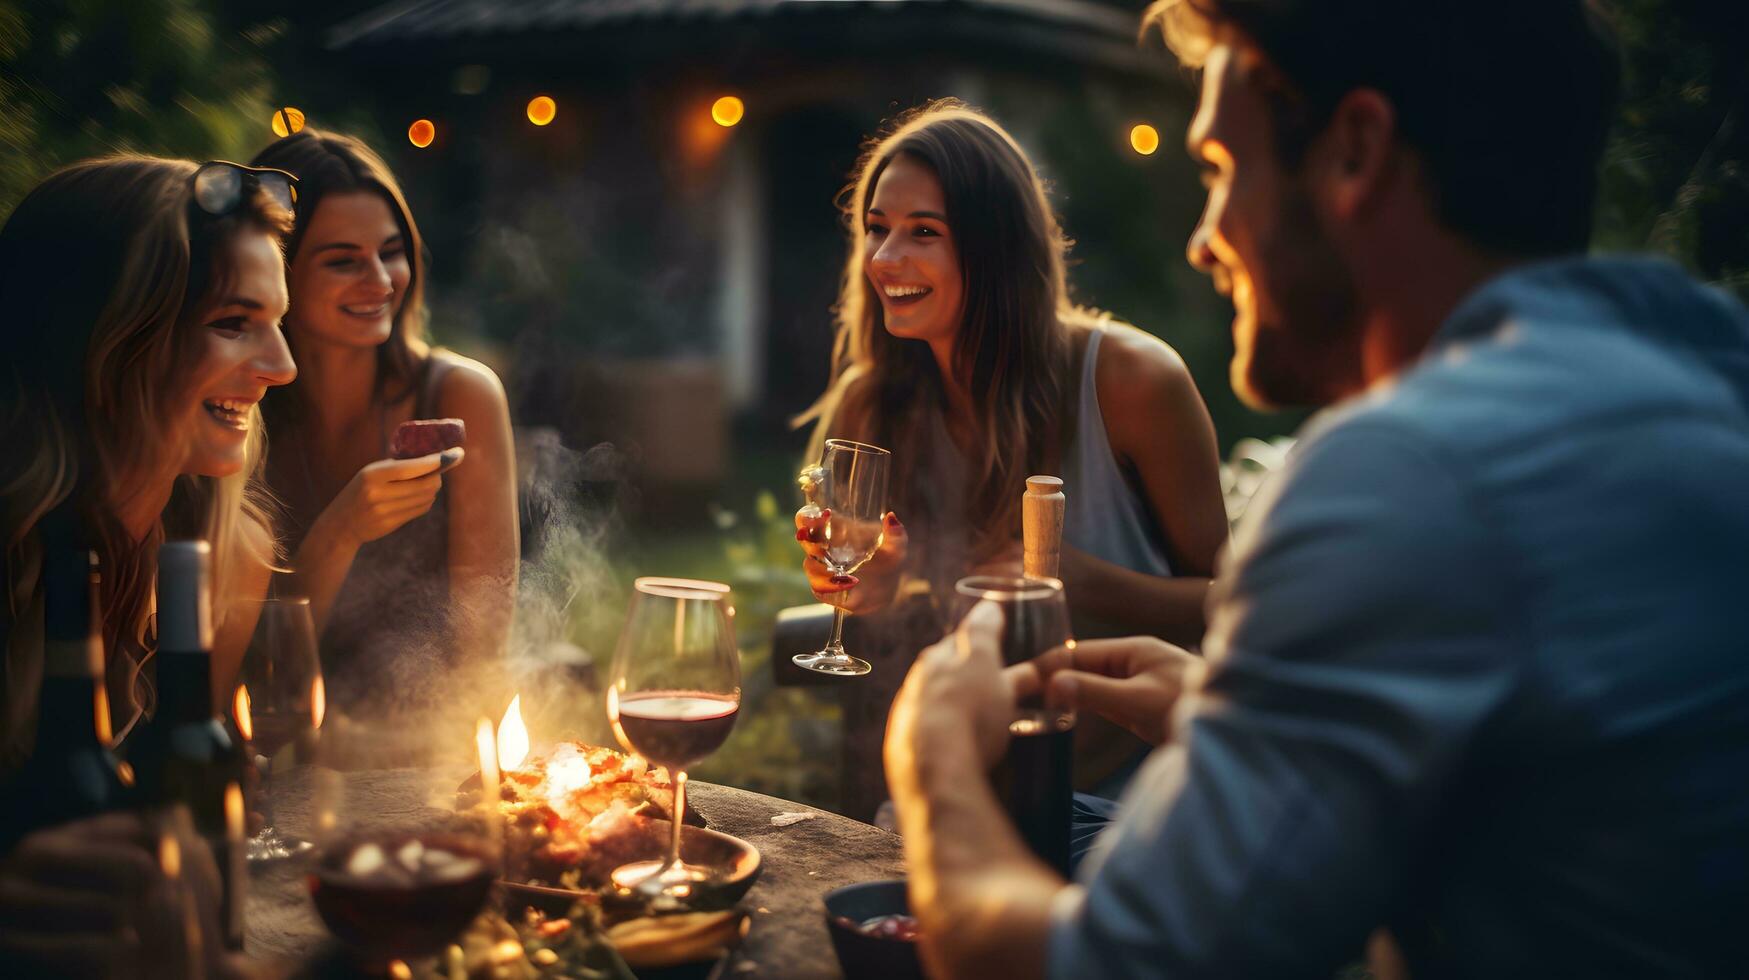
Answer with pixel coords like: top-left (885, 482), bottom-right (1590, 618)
top-left (1311, 88), bottom-right (1398, 222)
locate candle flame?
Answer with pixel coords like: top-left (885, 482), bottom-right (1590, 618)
top-left (159, 833), bottom-right (181, 877)
top-left (233, 686), bottom-right (252, 742)
top-left (497, 695), bottom-right (529, 772)
top-left (475, 717), bottom-right (500, 803)
top-left (311, 675), bottom-right (326, 729)
top-left (225, 782), bottom-right (244, 841)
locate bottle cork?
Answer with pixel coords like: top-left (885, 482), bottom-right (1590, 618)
top-left (1022, 475), bottom-right (1065, 579)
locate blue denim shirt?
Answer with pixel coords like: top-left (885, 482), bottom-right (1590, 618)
top-left (1049, 257), bottom-right (1749, 978)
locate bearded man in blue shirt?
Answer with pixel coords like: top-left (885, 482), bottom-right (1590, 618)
top-left (882, 2), bottom-right (1749, 978)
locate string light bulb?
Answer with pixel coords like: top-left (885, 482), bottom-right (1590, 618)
top-left (1130, 124), bottom-right (1161, 156)
top-left (527, 95), bottom-right (556, 126)
top-left (711, 96), bottom-right (745, 128)
top-left (271, 107), bottom-right (306, 138)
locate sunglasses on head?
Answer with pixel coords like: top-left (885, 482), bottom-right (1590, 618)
top-left (191, 161), bottom-right (297, 217)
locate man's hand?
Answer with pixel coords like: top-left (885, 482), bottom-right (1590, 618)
top-left (887, 601), bottom-right (1016, 778)
top-left (0, 808), bottom-right (241, 979)
top-left (1015, 635), bottom-right (1204, 746)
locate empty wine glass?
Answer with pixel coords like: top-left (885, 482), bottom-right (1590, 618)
top-left (793, 438), bottom-right (890, 676)
top-left (606, 577), bottom-right (741, 904)
top-left (952, 576), bottom-right (1075, 735)
top-left (231, 595), bottom-right (324, 861)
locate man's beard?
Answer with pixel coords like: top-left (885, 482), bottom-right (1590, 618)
top-left (1232, 184), bottom-right (1363, 410)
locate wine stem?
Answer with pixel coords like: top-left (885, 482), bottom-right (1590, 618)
top-left (823, 606), bottom-right (849, 660)
top-left (667, 770), bottom-right (688, 872)
top-left (259, 751), bottom-right (277, 831)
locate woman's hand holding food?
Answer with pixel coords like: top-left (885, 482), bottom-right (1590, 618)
top-left (795, 509), bottom-right (908, 615)
top-left (318, 449), bottom-right (463, 548)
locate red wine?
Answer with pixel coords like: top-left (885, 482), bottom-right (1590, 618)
top-left (613, 692), bottom-right (738, 769)
top-left (309, 833), bottom-right (494, 967)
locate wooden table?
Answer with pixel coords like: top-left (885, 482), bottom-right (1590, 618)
top-left (247, 767), bottom-right (905, 978)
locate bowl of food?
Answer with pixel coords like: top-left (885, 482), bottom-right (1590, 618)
top-left (824, 879), bottom-right (926, 980)
top-left (308, 831), bottom-right (497, 969)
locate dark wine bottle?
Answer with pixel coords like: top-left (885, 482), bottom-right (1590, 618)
top-left (992, 729), bottom-right (1074, 875)
top-left (992, 475), bottom-right (1075, 876)
top-left (0, 546), bottom-right (128, 850)
top-left (129, 540), bottom-right (246, 949)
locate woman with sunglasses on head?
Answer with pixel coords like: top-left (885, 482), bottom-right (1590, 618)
top-left (249, 131), bottom-right (517, 724)
top-left (0, 156), bottom-right (298, 975)
top-left (795, 101), bottom-right (1229, 796)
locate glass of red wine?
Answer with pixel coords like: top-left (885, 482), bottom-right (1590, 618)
top-left (232, 595), bottom-right (324, 862)
top-left (792, 439), bottom-right (891, 677)
top-left (606, 577), bottom-right (741, 903)
top-left (952, 576), bottom-right (1075, 735)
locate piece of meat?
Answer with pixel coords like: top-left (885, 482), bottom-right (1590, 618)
top-left (391, 418), bottom-right (466, 459)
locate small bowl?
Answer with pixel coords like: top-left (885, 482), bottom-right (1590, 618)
top-left (824, 879), bottom-right (926, 980)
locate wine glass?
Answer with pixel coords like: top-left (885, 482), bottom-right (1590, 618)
top-left (952, 576), bottom-right (1075, 735)
top-left (306, 712), bottom-right (498, 974)
top-left (792, 438), bottom-right (891, 676)
top-left (606, 577), bottom-right (741, 904)
top-left (231, 595), bottom-right (324, 861)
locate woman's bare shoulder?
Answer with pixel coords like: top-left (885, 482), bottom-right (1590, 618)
top-left (431, 350), bottom-right (510, 415)
top-left (1089, 318), bottom-right (1206, 455)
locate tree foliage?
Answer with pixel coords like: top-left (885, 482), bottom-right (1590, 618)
top-left (0, 0), bottom-right (282, 216)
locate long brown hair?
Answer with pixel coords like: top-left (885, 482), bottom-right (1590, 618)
top-left (0, 156), bottom-right (289, 758)
top-left (799, 99), bottom-right (1077, 554)
top-left (250, 129), bottom-right (430, 418)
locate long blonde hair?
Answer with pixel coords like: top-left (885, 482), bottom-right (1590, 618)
top-left (798, 100), bottom-right (1078, 555)
top-left (0, 156), bottom-right (287, 757)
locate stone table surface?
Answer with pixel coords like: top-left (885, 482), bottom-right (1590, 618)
top-left (248, 766), bottom-right (905, 978)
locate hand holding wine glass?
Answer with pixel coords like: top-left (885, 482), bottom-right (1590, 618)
top-left (231, 595), bottom-right (324, 862)
top-left (792, 439), bottom-right (891, 676)
top-left (606, 577), bottom-right (742, 904)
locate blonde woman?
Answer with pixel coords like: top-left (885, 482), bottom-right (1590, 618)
top-left (0, 155), bottom-right (297, 973)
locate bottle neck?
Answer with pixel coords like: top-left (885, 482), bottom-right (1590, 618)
top-left (155, 650), bottom-right (214, 725)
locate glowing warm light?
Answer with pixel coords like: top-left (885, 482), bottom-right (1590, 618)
top-left (233, 686), bottom-right (253, 742)
top-left (408, 119), bottom-right (436, 148)
top-left (475, 717), bottom-right (500, 804)
top-left (225, 782), bottom-right (244, 842)
top-left (388, 961), bottom-right (413, 980)
top-left (711, 96), bottom-right (745, 128)
top-left (497, 695), bottom-right (529, 771)
top-left (94, 686), bottom-right (112, 746)
top-left (311, 675), bottom-right (326, 729)
top-left (159, 834), bottom-right (181, 877)
top-left (542, 746), bottom-right (595, 816)
top-left (1130, 124), bottom-right (1161, 156)
top-left (271, 106), bottom-right (306, 138)
top-left (527, 95), bottom-right (556, 126)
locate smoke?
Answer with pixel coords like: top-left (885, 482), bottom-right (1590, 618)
top-left (504, 428), bottom-right (629, 751)
top-left (315, 427), bottom-right (629, 771)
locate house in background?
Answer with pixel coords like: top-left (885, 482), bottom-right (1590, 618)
top-left (325, 0), bottom-right (1221, 514)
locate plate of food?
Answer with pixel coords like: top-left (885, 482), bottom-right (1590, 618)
top-left (458, 741), bottom-right (762, 912)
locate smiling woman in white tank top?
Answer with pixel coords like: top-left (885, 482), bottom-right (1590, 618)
top-left (791, 101), bottom-right (1229, 791)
